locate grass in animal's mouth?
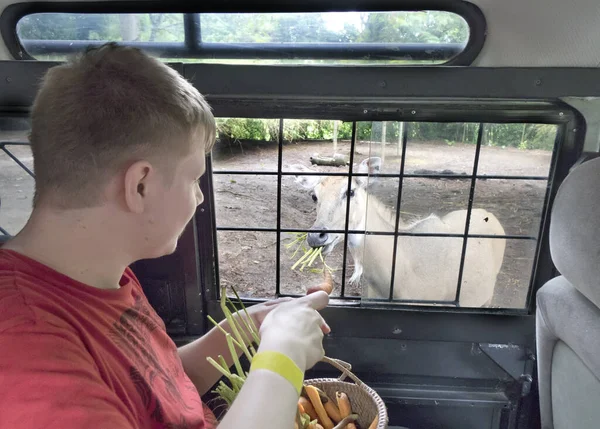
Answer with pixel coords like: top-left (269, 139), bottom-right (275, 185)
top-left (284, 232), bottom-right (333, 273)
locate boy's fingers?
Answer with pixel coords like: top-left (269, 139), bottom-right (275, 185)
top-left (295, 291), bottom-right (331, 333)
top-left (295, 290), bottom-right (329, 310)
top-left (319, 316), bottom-right (331, 334)
top-left (262, 297), bottom-right (293, 307)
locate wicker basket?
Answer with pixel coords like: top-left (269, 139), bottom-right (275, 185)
top-left (303, 356), bottom-right (388, 429)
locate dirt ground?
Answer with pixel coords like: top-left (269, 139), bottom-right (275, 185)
top-left (1, 135), bottom-right (552, 309)
top-left (211, 138), bottom-right (552, 309)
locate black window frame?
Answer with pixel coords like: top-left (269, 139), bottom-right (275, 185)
top-left (199, 100), bottom-right (580, 309)
top-left (0, 64), bottom-right (592, 428)
top-left (0, 63), bottom-right (591, 341)
top-left (0, 0), bottom-right (486, 65)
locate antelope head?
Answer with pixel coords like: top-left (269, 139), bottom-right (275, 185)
top-left (290, 157), bottom-right (382, 254)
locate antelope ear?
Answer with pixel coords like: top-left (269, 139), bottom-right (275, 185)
top-left (288, 163), bottom-right (322, 190)
top-left (356, 157), bottom-right (382, 187)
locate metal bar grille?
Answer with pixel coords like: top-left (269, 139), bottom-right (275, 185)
top-left (0, 141), bottom-right (34, 236)
top-left (275, 118), bottom-right (284, 296)
top-left (388, 122), bottom-right (409, 301)
top-left (183, 14), bottom-right (201, 50)
top-left (209, 116), bottom-right (567, 310)
top-left (454, 123), bottom-right (484, 304)
top-left (215, 226), bottom-right (536, 241)
top-left (0, 142), bottom-right (34, 178)
top-left (21, 39), bottom-right (466, 62)
top-left (339, 122), bottom-right (358, 297)
top-left (207, 156), bottom-right (221, 293)
top-left (212, 170), bottom-right (549, 181)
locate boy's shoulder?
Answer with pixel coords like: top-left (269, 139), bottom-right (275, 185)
top-left (0, 249), bottom-right (143, 333)
top-left (0, 249), bottom-right (37, 330)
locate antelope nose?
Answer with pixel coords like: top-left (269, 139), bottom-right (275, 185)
top-left (307, 228), bottom-right (329, 247)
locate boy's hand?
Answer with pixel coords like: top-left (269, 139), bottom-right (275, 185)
top-left (233, 293), bottom-right (330, 339)
top-left (258, 291), bottom-right (330, 371)
top-left (242, 296), bottom-right (294, 328)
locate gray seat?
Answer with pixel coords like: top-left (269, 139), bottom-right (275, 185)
top-left (536, 157), bottom-right (600, 429)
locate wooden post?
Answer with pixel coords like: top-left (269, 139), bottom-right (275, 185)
top-left (520, 123), bottom-right (527, 148)
top-left (119, 14), bottom-right (139, 41)
top-left (333, 120), bottom-right (338, 154)
top-left (397, 122), bottom-right (404, 155)
top-left (381, 121), bottom-right (387, 164)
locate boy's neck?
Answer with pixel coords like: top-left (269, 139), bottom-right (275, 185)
top-left (4, 206), bottom-right (131, 290)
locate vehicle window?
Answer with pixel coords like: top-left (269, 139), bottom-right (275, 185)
top-left (210, 117), bottom-right (558, 310)
top-left (16, 11), bottom-right (471, 65)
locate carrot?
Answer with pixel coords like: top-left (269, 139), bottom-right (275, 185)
top-left (303, 386), bottom-right (330, 404)
top-left (315, 425), bottom-right (324, 429)
top-left (331, 414), bottom-right (359, 429)
top-left (307, 270), bottom-right (334, 295)
top-left (305, 385), bottom-right (335, 429)
top-left (368, 415), bottom-right (379, 429)
top-left (324, 400), bottom-right (342, 423)
top-left (336, 392), bottom-right (352, 418)
top-left (299, 396), bottom-right (319, 421)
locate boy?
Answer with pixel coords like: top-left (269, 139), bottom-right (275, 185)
top-left (0, 43), bottom-right (329, 428)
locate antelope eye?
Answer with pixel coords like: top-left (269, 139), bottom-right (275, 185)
top-left (311, 194), bottom-right (318, 202)
top-left (346, 189), bottom-right (355, 198)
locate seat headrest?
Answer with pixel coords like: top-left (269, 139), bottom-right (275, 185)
top-left (550, 156), bottom-right (600, 308)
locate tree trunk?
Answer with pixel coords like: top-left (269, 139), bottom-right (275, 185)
top-left (381, 121), bottom-right (387, 164)
top-left (119, 14), bottom-right (139, 42)
top-left (310, 155), bottom-right (349, 167)
top-left (333, 120), bottom-right (338, 154)
top-left (397, 122), bottom-right (404, 155)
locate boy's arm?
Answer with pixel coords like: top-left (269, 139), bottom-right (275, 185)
top-left (178, 309), bottom-right (263, 396)
top-left (177, 319), bottom-right (236, 396)
top-left (0, 324), bottom-right (137, 429)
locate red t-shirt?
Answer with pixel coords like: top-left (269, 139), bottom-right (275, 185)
top-left (0, 249), bottom-right (218, 429)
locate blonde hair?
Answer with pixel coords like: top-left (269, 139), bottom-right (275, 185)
top-left (30, 42), bottom-right (216, 208)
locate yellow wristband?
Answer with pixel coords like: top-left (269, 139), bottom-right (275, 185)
top-left (250, 351), bottom-right (304, 395)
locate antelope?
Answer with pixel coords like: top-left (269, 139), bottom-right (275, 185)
top-left (291, 157), bottom-right (506, 307)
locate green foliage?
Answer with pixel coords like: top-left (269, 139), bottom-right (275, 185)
top-left (215, 119), bottom-right (557, 151)
top-left (18, 13), bottom-right (184, 42)
top-left (217, 118), bottom-right (279, 142)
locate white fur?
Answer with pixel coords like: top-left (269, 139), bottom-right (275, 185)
top-left (291, 157), bottom-right (506, 307)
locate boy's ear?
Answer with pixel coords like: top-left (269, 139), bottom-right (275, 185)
top-left (123, 160), bottom-right (152, 214)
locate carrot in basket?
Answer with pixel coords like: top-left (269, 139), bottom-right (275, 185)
top-left (336, 392), bottom-right (352, 418)
top-left (368, 415), bottom-right (379, 429)
top-left (331, 414), bottom-right (359, 429)
top-left (299, 396), bottom-right (319, 421)
top-left (335, 392), bottom-right (356, 428)
top-left (302, 385), bottom-right (330, 403)
top-left (305, 385), bottom-right (335, 429)
top-left (324, 400), bottom-right (342, 423)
